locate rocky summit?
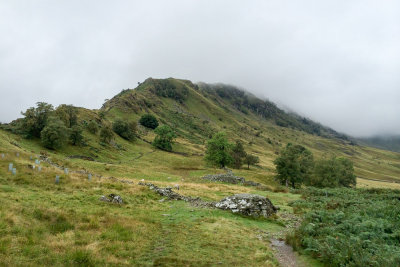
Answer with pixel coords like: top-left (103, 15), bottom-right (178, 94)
top-left (215, 194), bottom-right (278, 218)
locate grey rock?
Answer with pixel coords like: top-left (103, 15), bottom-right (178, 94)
top-left (215, 193), bottom-right (277, 218)
top-left (99, 194), bottom-right (123, 204)
top-left (138, 182), bottom-right (214, 208)
top-left (99, 195), bottom-right (110, 202)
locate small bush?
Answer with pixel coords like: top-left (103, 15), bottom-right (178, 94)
top-left (99, 125), bottom-right (113, 144)
top-left (152, 125), bottom-right (176, 151)
top-left (86, 121), bottom-right (98, 134)
top-left (69, 125), bottom-right (84, 146)
top-left (139, 114), bottom-right (159, 129)
top-left (112, 119), bottom-right (136, 141)
top-left (40, 117), bottom-right (69, 149)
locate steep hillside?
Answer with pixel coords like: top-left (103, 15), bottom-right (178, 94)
top-left (358, 135), bottom-right (400, 153)
top-left (101, 77), bottom-right (400, 183)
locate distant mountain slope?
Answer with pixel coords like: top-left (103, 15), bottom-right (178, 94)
top-left (102, 77), bottom-right (348, 142)
top-left (358, 135), bottom-right (400, 153)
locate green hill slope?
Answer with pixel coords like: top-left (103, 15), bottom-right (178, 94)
top-left (100, 77), bottom-right (400, 183)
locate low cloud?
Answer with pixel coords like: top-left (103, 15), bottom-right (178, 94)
top-left (0, 0), bottom-right (399, 137)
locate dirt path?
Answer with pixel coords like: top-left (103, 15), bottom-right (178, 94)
top-left (270, 239), bottom-right (304, 267)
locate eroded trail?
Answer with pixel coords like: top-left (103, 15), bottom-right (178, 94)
top-left (271, 239), bottom-right (304, 267)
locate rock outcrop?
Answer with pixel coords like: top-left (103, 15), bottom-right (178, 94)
top-left (215, 193), bottom-right (277, 218)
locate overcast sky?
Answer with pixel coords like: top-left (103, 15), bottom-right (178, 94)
top-left (0, 1), bottom-right (399, 137)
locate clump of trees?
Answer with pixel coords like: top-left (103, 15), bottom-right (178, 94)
top-left (274, 143), bottom-right (314, 188)
top-left (204, 132), bottom-right (259, 169)
top-left (152, 125), bottom-right (176, 151)
top-left (112, 119), bottom-right (137, 141)
top-left (139, 114), bottom-right (159, 129)
top-left (274, 143), bottom-right (356, 188)
top-left (20, 102), bottom-right (54, 138)
top-left (18, 103), bottom-right (84, 149)
top-left (310, 157), bottom-right (356, 188)
top-left (55, 104), bottom-right (78, 128)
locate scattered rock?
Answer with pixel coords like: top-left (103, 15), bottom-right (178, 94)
top-left (99, 194), bottom-right (123, 204)
top-left (202, 169), bottom-right (260, 187)
top-left (139, 182), bottom-right (278, 219)
top-left (215, 193), bottom-right (277, 218)
top-left (138, 182), bottom-right (214, 208)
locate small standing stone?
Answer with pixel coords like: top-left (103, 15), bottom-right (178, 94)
top-left (12, 168), bottom-right (16, 175)
top-left (88, 173), bottom-right (92, 181)
top-left (33, 165), bottom-right (36, 170)
top-left (64, 168), bottom-right (69, 175)
top-left (55, 175), bottom-right (60, 184)
top-left (8, 163), bottom-right (13, 171)
top-left (35, 159), bottom-right (39, 164)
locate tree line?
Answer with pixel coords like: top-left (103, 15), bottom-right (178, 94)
top-left (12, 102), bottom-right (177, 152)
top-left (274, 143), bottom-right (356, 188)
top-left (204, 132), bottom-right (259, 169)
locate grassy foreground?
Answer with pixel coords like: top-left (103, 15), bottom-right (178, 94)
top-left (0, 132), bottom-right (311, 266)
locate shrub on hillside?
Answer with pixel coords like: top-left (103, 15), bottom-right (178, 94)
top-left (244, 154), bottom-right (260, 169)
top-left (69, 125), bottom-right (84, 146)
top-left (99, 125), bottom-right (114, 144)
top-left (112, 119), bottom-right (137, 141)
top-left (139, 114), bottom-right (158, 129)
top-left (87, 121), bottom-right (99, 134)
top-left (152, 125), bottom-right (176, 151)
top-left (40, 117), bottom-right (69, 149)
top-left (230, 140), bottom-right (246, 169)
